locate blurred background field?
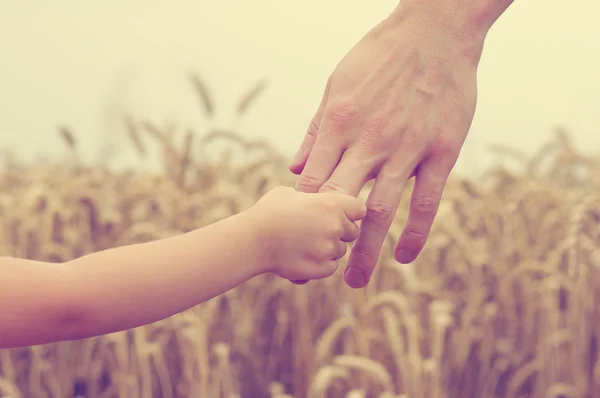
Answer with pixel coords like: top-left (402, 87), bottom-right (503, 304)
top-left (2, 1), bottom-right (600, 397)
top-left (1, 0), bottom-right (600, 172)
top-left (1, 78), bottom-right (600, 397)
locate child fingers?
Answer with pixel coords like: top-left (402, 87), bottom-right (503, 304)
top-left (339, 219), bottom-right (360, 242)
top-left (326, 259), bottom-right (340, 276)
top-left (332, 240), bottom-right (349, 259)
top-left (341, 196), bottom-right (368, 222)
top-left (311, 259), bottom-right (340, 280)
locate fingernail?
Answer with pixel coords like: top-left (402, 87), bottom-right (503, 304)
top-left (344, 267), bottom-right (366, 288)
top-left (395, 249), bottom-right (414, 264)
top-left (290, 279), bottom-right (309, 285)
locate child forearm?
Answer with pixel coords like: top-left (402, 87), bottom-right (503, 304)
top-left (0, 211), bottom-right (268, 348)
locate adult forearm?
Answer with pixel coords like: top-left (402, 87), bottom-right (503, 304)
top-left (393, 0), bottom-right (514, 38)
top-left (471, 0), bottom-right (515, 31)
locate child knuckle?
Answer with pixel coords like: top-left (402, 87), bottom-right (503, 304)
top-left (320, 241), bottom-right (336, 257)
top-left (326, 220), bottom-right (343, 237)
top-left (321, 197), bottom-right (338, 211)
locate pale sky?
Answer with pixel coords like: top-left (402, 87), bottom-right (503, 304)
top-left (1, 0), bottom-right (598, 175)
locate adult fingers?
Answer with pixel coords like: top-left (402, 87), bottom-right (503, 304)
top-left (289, 77), bottom-right (331, 175)
top-left (318, 146), bottom-right (379, 197)
top-left (288, 121), bottom-right (319, 176)
top-left (394, 158), bottom-right (451, 264)
top-left (290, 279), bottom-right (309, 285)
top-left (345, 167), bottom-right (411, 288)
top-left (295, 98), bottom-right (368, 194)
top-left (294, 134), bottom-right (344, 193)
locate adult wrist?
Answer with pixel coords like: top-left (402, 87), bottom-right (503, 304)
top-left (385, 0), bottom-right (495, 65)
top-left (392, 0), bottom-right (508, 38)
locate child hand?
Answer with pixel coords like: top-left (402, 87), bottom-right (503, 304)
top-left (249, 186), bottom-right (367, 282)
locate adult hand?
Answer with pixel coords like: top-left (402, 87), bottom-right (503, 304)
top-left (289, 1), bottom-right (492, 288)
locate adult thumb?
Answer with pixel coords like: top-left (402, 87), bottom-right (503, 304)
top-left (289, 76), bottom-right (331, 174)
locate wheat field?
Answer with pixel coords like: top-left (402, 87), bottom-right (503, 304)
top-left (1, 79), bottom-right (600, 398)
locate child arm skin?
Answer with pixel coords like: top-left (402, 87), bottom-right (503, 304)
top-left (0, 187), bottom-right (367, 349)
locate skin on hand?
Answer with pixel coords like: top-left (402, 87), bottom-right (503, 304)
top-left (249, 186), bottom-right (367, 282)
top-left (0, 186), bottom-right (365, 349)
top-left (289, 0), bottom-right (513, 288)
